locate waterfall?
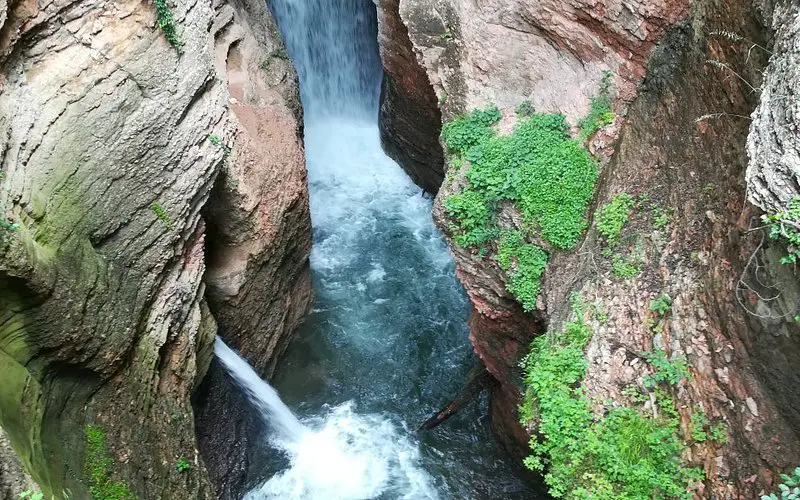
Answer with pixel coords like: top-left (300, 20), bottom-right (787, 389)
top-left (215, 339), bottom-right (437, 499)
top-left (214, 339), bottom-right (308, 442)
top-left (214, 0), bottom-right (534, 497)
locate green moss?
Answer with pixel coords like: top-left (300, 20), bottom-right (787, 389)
top-left (519, 299), bottom-right (702, 499)
top-left (84, 425), bottom-right (135, 500)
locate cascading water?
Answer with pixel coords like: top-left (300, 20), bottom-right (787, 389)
top-left (214, 0), bottom-right (535, 497)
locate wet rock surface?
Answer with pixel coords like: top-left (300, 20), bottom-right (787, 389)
top-left (0, 0), bottom-right (310, 495)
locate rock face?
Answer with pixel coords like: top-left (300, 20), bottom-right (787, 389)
top-left (379, 0), bottom-right (800, 496)
top-left (0, 0), bottom-right (310, 496)
top-left (376, 0), bottom-right (445, 194)
top-left (0, 427), bottom-right (38, 498)
top-left (193, 0), bottom-right (312, 496)
top-left (747, 2), bottom-right (800, 214)
top-left (392, 0), bottom-right (690, 122)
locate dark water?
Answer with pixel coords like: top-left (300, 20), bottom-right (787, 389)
top-left (236, 0), bottom-right (536, 497)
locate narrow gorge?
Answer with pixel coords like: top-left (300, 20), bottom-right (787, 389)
top-left (0, 0), bottom-right (799, 499)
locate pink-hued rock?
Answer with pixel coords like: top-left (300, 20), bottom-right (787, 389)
top-left (0, 0), bottom-right (310, 496)
top-left (379, 0), bottom-right (800, 497)
top-left (396, 0), bottom-right (689, 121)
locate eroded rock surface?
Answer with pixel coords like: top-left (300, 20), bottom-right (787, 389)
top-left (747, 2), bottom-right (800, 214)
top-left (381, 0), bottom-right (800, 496)
top-left (377, 0), bottom-right (445, 194)
top-left (0, 0), bottom-right (310, 496)
top-left (395, 0), bottom-right (690, 121)
top-left (194, 0), bottom-right (312, 496)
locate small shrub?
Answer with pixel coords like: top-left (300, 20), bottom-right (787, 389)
top-left (763, 197), bottom-right (800, 265)
top-left (612, 253), bottom-right (641, 279)
top-left (761, 467), bottom-right (800, 500)
top-left (84, 425), bottom-right (135, 500)
top-left (596, 192), bottom-right (635, 247)
top-left (515, 100), bottom-right (534, 117)
top-left (650, 293), bottom-right (672, 316)
top-left (520, 299), bottom-right (701, 498)
top-left (153, 0), bottom-right (180, 49)
top-left (176, 458), bottom-right (191, 473)
top-left (495, 231), bottom-right (548, 311)
top-left (642, 349), bottom-right (690, 388)
top-left (578, 70), bottom-right (615, 140)
top-left (438, 32), bottom-right (453, 40)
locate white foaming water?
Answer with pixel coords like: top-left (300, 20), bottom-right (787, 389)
top-left (216, 339), bottom-right (439, 500)
top-left (213, 0), bottom-right (478, 497)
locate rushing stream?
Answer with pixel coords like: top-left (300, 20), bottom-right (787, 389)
top-left (215, 0), bottom-right (534, 497)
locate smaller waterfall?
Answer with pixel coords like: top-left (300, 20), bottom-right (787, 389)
top-left (215, 339), bottom-right (439, 499)
top-left (215, 339), bottom-right (308, 441)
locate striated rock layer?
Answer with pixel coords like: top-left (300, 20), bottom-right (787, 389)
top-left (193, 0), bottom-right (312, 496)
top-left (0, 0), bottom-right (311, 496)
top-left (380, 0), bottom-right (800, 496)
top-left (376, 0), bottom-right (445, 194)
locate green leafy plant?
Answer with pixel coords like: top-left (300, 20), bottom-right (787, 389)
top-left (515, 100), bottom-right (534, 117)
top-left (762, 467), bottom-right (800, 500)
top-left (443, 109), bottom-right (597, 249)
top-left (596, 193), bottom-right (634, 247)
top-left (612, 253), bottom-right (641, 279)
top-left (642, 349), bottom-right (690, 388)
top-left (763, 197), bottom-right (800, 265)
top-left (150, 202), bottom-right (172, 231)
top-left (442, 190), bottom-right (496, 247)
top-left (649, 293), bottom-right (672, 316)
top-left (438, 32), bottom-right (453, 40)
top-left (153, 0), bottom-right (180, 49)
top-left (689, 409), bottom-right (709, 442)
top-left (578, 70), bottom-right (615, 140)
top-left (441, 107), bottom-right (598, 310)
top-left (176, 458), bottom-right (191, 473)
top-left (19, 491), bottom-right (44, 500)
top-left (207, 134), bottom-right (232, 156)
top-left (652, 206), bottom-right (672, 229)
top-left (495, 231), bottom-right (548, 311)
top-left (84, 425), bottom-right (135, 500)
top-left (519, 299), bottom-right (701, 498)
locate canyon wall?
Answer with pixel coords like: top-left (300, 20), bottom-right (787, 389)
top-left (0, 0), bottom-right (310, 496)
top-left (378, 0), bottom-right (800, 496)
